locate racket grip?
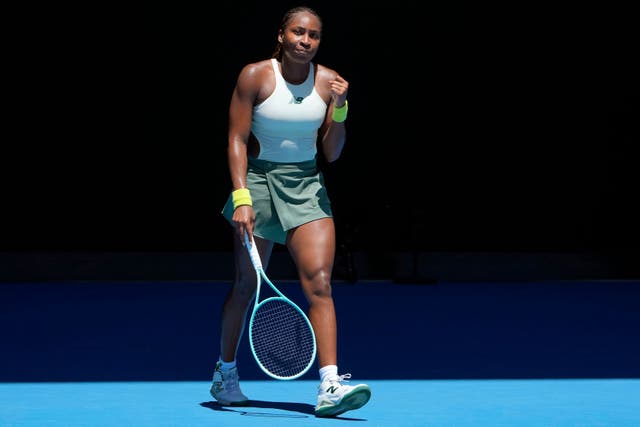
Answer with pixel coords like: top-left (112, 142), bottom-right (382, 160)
top-left (244, 232), bottom-right (263, 270)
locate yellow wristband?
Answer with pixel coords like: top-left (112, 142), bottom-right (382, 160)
top-left (231, 188), bottom-right (252, 210)
top-left (332, 100), bottom-right (348, 123)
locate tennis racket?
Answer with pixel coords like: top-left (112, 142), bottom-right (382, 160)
top-left (244, 232), bottom-right (317, 380)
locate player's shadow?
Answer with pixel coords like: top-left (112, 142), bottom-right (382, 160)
top-left (200, 400), bottom-right (365, 421)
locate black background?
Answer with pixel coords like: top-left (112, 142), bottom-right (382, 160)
top-left (3, 1), bottom-right (638, 254)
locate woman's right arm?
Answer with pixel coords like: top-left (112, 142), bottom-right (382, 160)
top-left (227, 64), bottom-right (260, 240)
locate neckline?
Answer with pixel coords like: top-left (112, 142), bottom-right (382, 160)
top-left (274, 58), bottom-right (312, 86)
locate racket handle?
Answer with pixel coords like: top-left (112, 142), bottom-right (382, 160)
top-left (244, 232), bottom-right (263, 270)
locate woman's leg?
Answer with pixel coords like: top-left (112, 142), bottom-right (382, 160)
top-left (286, 218), bottom-right (337, 368)
top-left (211, 232), bottom-right (274, 405)
top-left (287, 218), bottom-right (371, 417)
top-left (220, 232), bottom-right (274, 362)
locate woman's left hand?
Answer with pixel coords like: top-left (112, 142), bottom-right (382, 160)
top-left (329, 74), bottom-right (349, 107)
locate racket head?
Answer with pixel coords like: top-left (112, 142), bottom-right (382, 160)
top-left (249, 296), bottom-right (317, 380)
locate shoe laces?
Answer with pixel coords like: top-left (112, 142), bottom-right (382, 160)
top-left (329, 373), bottom-right (351, 384)
top-left (218, 369), bottom-right (241, 391)
top-left (224, 379), bottom-right (240, 392)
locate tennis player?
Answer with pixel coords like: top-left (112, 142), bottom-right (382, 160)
top-left (210, 6), bottom-right (371, 418)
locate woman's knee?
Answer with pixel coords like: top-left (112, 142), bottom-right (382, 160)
top-left (229, 274), bottom-right (257, 303)
top-left (305, 273), bottom-right (333, 300)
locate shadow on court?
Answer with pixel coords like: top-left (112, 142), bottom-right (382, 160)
top-left (200, 400), bottom-right (314, 417)
top-left (199, 400), bottom-right (366, 421)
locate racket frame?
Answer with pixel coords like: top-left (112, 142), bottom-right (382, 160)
top-left (244, 233), bottom-right (317, 380)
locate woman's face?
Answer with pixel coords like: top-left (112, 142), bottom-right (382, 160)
top-left (278, 12), bottom-right (322, 63)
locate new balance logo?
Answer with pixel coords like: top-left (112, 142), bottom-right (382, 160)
top-left (326, 386), bottom-right (339, 394)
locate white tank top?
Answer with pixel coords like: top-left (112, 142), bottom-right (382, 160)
top-left (251, 58), bottom-right (327, 163)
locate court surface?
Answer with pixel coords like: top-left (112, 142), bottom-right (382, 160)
top-left (1, 279), bottom-right (639, 426)
top-left (1, 379), bottom-right (640, 426)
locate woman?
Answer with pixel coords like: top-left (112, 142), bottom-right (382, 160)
top-left (210, 6), bottom-right (371, 418)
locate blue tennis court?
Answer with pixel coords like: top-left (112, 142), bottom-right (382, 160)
top-left (2, 279), bottom-right (639, 426)
top-left (2, 379), bottom-right (639, 426)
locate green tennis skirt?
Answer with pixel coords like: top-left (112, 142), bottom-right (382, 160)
top-left (221, 157), bottom-right (333, 244)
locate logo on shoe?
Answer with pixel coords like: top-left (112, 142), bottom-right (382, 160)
top-left (213, 381), bottom-right (223, 393)
top-left (326, 386), bottom-right (339, 393)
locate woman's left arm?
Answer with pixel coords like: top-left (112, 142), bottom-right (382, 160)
top-left (319, 72), bottom-right (349, 163)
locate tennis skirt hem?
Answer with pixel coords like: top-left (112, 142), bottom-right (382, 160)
top-left (221, 157), bottom-right (333, 244)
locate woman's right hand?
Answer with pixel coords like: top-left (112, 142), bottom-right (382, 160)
top-left (231, 205), bottom-right (255, 245)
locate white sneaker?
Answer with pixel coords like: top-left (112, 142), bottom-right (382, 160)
top-left (210, 362), bottom-right (249, 406)
top-left (315, 373), bottom-right (371, 417)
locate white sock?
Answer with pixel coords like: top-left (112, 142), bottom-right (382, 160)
top-left (319, 365), bottom-right (338, 382)
top-left (218, 357), bottom-right (236, 371)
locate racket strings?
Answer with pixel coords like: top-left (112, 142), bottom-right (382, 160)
top-left (250, 298), bottom-right (315, 379)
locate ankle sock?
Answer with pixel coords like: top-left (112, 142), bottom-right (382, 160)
top-left (319, 365), bottom-right (338, 382)
top-left (218, 358), bottom-right (237, 372)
